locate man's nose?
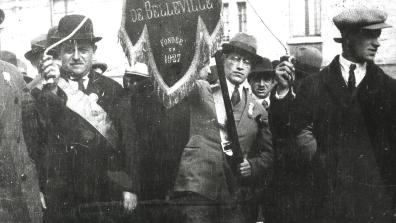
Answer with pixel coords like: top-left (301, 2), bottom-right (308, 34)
top-left (72, 45), bottom-right (80, 60)
top-left (372, 38), bottom-right (380, 48)
top-left (236, 60), bottom-right (245, 70)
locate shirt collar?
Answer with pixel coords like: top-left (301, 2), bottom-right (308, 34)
top-left (226, 79), bottom-right (249, 99)
top-left (339, 54), bottom-right (367, 73)
top-left (255, 95), bottom-right (270, 107)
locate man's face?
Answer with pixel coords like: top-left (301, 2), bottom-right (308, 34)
top-left (346, 29), bottom-right (382, 63)
top-left (60, 40), bottom-right (95, 78)
top-left (224, 52), bottom-right (252, 85)
top-left (249, 74), bottom-right (275, 99)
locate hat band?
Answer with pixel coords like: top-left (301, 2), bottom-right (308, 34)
top-left (228, 41), bottom-right (257, 55)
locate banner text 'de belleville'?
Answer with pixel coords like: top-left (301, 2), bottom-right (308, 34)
top-left (129, 0), bottom-right (214, 23)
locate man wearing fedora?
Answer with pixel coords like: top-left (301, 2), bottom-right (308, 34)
top-left (248, 56), bottom-right (276, 110)
top-left (292, 8), bottom-right (396, 222)
top-left (171, 32), bottom-right (273, 223)
top-left (0, 8), bottom-right (43, 223)
top-left (24, 27), bottom-right (58, 76)
top-left (34, 14), bottom-right (137, 222)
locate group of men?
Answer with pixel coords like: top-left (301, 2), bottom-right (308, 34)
top-left (1, 5), bottom-right (396, 223)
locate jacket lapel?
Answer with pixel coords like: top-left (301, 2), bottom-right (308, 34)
top-left (237, 87), bottom-right (251, 130)
top-left (323, 55), bottom-right (353, 107)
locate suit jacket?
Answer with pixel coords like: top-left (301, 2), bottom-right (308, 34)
top-left (174, 80), bottom-right (273, 201)
top-left (292, 56), bottom-right (396, 222)
top-left (32, 70), bottom-right (127, 214)
top-left (0, 60), bottom-right (42, 223)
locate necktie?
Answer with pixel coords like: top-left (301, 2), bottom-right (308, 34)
top-left (348, 64), bottom-right (356, 93)
top-left (262, 100), bottom-right (269, 109)
top-left (71, 78), bottom-right (85, 91)
top-left (231, 84), bottom-right (240, 106)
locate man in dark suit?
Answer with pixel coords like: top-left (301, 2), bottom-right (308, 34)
top-left (292, 8), bottom-right (396, 222)
top-left (265, 47), bottom-right (323, 223)
top-left (33, 14), bottom-right (137, 222)
top-left (172, 33), bottom-right (273, 223)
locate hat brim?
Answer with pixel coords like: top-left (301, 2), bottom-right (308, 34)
top-left (92, 63), bottom-right (107, 72)
top-left (24, 50), bottom-right (43, 61)
top-left (363, 22), bottom-right (392, 30)
top-left (248, 71), bottom-right (275, 80)
top-left (125, 71), bottom-right (150, 78)
top-left (334, 22), bottom-right (392, 43)
top-left (222, 44), bottom-right (262, 64)
top-left (51, 36), bottom-right (102, 43)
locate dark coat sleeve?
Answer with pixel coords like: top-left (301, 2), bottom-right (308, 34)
top-left (114, 93), bottom-right (140, 194)
top-left (291, 76), bottom-right (318, 161)
top-left (249, 126), bottom-right (273, 180)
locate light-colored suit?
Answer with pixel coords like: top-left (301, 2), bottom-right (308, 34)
top-left (174, 79), bottom-right (273, 201)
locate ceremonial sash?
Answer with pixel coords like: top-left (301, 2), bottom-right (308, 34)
top-left (57, 78), bottom-right (118, 148)
top-left (211, 84), bottom-right (233, 156)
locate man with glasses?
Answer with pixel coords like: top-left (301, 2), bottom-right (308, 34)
top-left (172, 33), bottom-right (274, 223)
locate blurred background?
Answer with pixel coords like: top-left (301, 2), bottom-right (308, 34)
top-left (0, 0), bottom-right (395, 83)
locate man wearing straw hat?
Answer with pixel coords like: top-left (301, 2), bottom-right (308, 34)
top-left (292, 8), bottom-right (396, 222)
top-left (34, 14), bottom-right (137, 222)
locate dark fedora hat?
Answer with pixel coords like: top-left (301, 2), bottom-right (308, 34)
top-left (222, 33), bottom-right (262, 63)
top-left (333, 8), bottom-right (392, 43)
top-left (248, 57), bottom-right (274, 81)
top-left (24, 34), bottom-right (46, 61)
top-left (52, 14), bottom-right (101, 42)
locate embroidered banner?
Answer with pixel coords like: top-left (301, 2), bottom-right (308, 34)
top-left (119, 0), bottom-right (222, 108)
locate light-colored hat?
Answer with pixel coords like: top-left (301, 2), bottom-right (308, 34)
top-left (333, 8), bottom-right (392, 43)
top-left (125, 62), bottom-right (149, 78)
top-left (294, 46), bottom-right (322, 72)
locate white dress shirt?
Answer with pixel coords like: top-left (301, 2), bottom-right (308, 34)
top-left (69, 74), bottom-right (89, 91)
top-left (226, 79), bottom-right (249, 100)
top-left (339, 55), bottom-right (366, 87)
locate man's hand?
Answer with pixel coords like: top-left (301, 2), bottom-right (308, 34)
top-left (39, 192), bottom-right (47, 209)
top-left (123, 191), bottom-right (137, 213)
top-left (40, 55), bottom-right (60, 83)
top-left (238, 158), bottom-right (252, 177)
top-left (275, 61), bottom-right (295, 96)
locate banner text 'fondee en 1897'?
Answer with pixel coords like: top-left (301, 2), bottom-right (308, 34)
top-left (129, 0), bottom-right (214, 23)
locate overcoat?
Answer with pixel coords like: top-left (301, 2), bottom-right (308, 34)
top-left (292, 55), bottom-right (396, 222)
top-left (0, 60), bottom-right (42, 223)
top-left (32, 70), bottom-right (128, 220)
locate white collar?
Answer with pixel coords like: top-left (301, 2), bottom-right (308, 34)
top-left (226, 79), bottom-right (249, 99)
top-left (339, 55), bottom-right (367, 86)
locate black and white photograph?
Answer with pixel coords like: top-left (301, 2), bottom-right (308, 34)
top-left (0, 0), bottom-right (395, 222)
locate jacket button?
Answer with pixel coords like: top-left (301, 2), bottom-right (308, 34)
top-left (20, 173), bottom-right (27, 181)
